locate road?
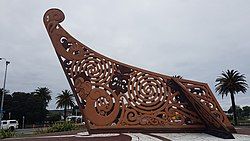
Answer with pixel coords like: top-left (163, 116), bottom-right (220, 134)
top-left (16, 128), bottom-right (41, 135)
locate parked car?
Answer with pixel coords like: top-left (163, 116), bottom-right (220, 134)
top-left (0, 120), bottom-right (19, 131)
top-left (66, 115), bottom-right (83, 123)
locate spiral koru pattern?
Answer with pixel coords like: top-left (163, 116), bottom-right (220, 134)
top-left (69, 55), bottom-right (115, 84)
top-left (127, 72), bottom-right (168, 113)
top-left (43, 8), bottom-right (65, 33)
top-left (44, 8), bottom-right (65, 23)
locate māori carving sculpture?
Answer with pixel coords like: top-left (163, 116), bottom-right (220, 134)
top-left (43, 8), bottom-right (235, 139)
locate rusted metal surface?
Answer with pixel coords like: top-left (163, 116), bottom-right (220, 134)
top-left (171, 78), bottom-right (234, 139)
top-left (43, 8), bottom-right (235, 139)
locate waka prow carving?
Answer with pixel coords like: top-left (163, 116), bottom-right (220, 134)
top-left (43, 8), bottom-right (235, 139)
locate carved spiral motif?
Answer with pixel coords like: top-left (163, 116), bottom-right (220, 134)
top-left (43, 9), bottom-right (65, 34)
top-left (127, 72), bottom-right (168, 113)
top-left (44, 8), bottom-right (65, 23)
top-left (84, 87), bottom-right (120, 126)
top-left (123, 108), bottom-right (140, 125)
top-left (69, 56), bottom-right (114, 84)
top-left (82, 57), bottom-right (114, 84)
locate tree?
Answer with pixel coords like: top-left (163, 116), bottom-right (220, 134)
top-left (11, 92), bottom-right (46, 125)
top-left (46, 112), bottom-right (61, 124)
top-left (0, 88), bottom-right (12, 120)
top-left (33, 87), bottom-right (52, 107)
top-left (56, 90), bottom-right (75, 121)
top-left (0, 88), bottom-right (10, 95)
top-left (215, 70), bottom-right (248, 125)
top-left (242, 106), bottom-right (250, 117)
top-left (173, 75), bottom-right (183, 79)
top-left (1, 89), bottom-right (50, 125)
top-left (228, 105), bottom-right (243, 118)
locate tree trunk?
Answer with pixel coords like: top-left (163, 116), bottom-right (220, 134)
top-left (230, 93), bottom-right (237, 126)
top-left (64, 105), bottom-right (67, 121)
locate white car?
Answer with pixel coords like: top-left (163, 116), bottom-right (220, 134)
top-left (0, 120), bottom-right (19, 131)
top-left (66, 115), bottom-right (83, 123)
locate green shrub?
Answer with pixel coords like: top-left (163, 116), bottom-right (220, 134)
top-left (47, 122), bottom-right (77, 133)
top-left (33, 128), bottom-right (47, 135)
top-left (46, 122), bottom-right (78, 133)
top-left (33, 122), bottom-right (79, 135)
top-left (0, 129), bottom-right (15, 139)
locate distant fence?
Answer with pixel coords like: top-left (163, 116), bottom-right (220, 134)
top-left (20, 124), bottom-right (50, 129)
top-left (238, 122), bottom-right (250, 126)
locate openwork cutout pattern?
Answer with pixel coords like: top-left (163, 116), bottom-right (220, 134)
top-left (44, 9), bottom-right (235, 139)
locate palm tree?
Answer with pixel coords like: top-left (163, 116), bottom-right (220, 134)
top-left (56, 90), bottom-right (75, 121)
top-left (34, 87), bottom-right (52, 107)
top-left (173, 75), bottom-right (183, 79)
top-left (0, 88), bottom-right (9, 95)
top-left (215, 70), bottom-right (248, 125)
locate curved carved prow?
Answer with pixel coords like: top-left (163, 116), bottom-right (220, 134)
top-left (44, 8), bottom-right (235, 139)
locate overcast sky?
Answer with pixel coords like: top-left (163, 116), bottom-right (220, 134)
top-left (0, 0), bottom-right (249, 110)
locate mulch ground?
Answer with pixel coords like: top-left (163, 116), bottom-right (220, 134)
top-left (236, 126), bottom-right (250, 135)
top-left (5, 134), bottom-right (132, 141)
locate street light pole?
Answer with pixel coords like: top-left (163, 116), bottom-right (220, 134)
top-left (0, 58), bottom-right (10, 127)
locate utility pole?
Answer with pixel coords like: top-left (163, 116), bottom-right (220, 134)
top-left (22, 116), bottom-right (25, 129)
top-left (0, 58), bottom-right (10, 127)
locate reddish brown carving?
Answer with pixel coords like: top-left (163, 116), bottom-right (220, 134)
top-left (43, 8), bottom-right (235, 139)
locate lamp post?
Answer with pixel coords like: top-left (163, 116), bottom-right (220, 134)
top-left (0, 58), bottom-right (10, 126)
